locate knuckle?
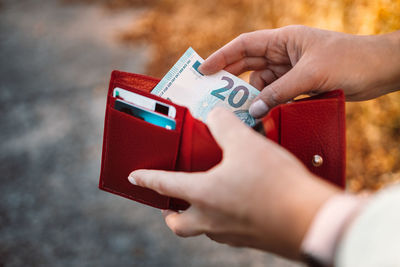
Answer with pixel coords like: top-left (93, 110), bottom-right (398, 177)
top-left (188, 188), bottom-right (204, 205)
top-left (237, 33), bottom-right (250, 57)
top-left (242, 57), bottom-right (251, 71)
top-left (304, 64), bottom-right (322, 84)
top-left (189, 183), bottom-right (209, 206)
top-left (282, 24), bottom-right (307, 33)
top-left (249, 70), bottom-right (258, 80)
top-left (167, 216), bottom-right (189, 237)
top-left (151, 178), bottom-right (168, 196)
top-left (172, 226), bottom-right (188, 237)
top-left (170, 224), bottom-right (184, 236)
top-left (238, 32), bottom-right (249, 41)
top-left (249, 71), bottom-right (261, 87)
top-left (228, 241), bottom-right (243, 248)
top-left (188, 174), bottom-right (215, 207)
top-left (266, 85), bottom-right (283, 106)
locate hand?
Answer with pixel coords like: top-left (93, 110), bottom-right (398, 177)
top-left (128, 108), bottom-right (340, 259)
top-left (198, 26), bottom-right (400, 118)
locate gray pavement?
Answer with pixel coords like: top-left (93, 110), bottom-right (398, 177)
top-left (0, 1), bottom-right (303, 266)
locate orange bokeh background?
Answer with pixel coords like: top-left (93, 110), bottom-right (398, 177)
top-left (69, 0), bottom-right (400, 191)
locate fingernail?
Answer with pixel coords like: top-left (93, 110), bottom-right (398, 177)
top-left (198, 64), bottom-right (207, 75)
top-left (249, 100), bottom-right (269, 118)
top-left (128, 174), bottom-right (137, 185)
top-left (198, 62), bottom-right (216, 76)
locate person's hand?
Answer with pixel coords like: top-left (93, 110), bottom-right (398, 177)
top-left (128, 108), bottom-right (340, 259)
top-left (198, 26), bottom-right (400, 118)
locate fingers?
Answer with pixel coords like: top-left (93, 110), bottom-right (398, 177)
top-left (206, 233), bottom-right (244, 247)
top-left (249, 62), bottom-right (316, 118)
top-left (249, 65), bottom-right (292, 89)
top-left (128, 169), bottom-right (202, 201)
top-left (199, 30), bottom-right (273, 75)
top-left (162, 208), bottom-right (206, 237)
top-left (206, 107), bottom-right (255, 152)
top-left (249, 69), bottom-right (278, 90)
top-left (223, 57), bottom-right (269, 76)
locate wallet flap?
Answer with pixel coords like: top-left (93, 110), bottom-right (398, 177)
top-left (263, 90), bottom-right (346, 187)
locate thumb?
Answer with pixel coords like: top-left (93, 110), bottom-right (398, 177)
top-left (249, 62), bottom-right (316, 118)
top-left (162, 208), bottom-right (207, 237)
top-left (207, 107), bottom-right (256, 152)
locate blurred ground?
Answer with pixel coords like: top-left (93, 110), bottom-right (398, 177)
top-left (0, 0), bottom-right (303, 266)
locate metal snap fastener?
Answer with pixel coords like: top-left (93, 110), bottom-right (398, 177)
top-left (312, 155), bottom-right (323, 167)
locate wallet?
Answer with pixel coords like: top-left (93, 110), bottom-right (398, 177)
top-left (99, 70), bottom-right (346, 210)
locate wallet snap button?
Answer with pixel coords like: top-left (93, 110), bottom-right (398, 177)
top-left (312, 155), bottom-right (323, 167)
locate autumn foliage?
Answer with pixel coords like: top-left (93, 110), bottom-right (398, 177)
top-left (68, 0), bottom-right (400, 191)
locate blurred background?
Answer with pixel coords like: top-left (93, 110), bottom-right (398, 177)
top-left (0, 0), bottom-right (399, 266)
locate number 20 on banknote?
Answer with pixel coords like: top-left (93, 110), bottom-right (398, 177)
top-left (210, 76), bottom-right (250, 108)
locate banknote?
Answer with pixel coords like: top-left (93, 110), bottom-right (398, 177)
top-left (151, 47), bottom-right (259, 126)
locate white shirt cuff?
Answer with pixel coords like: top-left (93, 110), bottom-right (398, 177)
top-left (300, 193), bottom-right (369, 266)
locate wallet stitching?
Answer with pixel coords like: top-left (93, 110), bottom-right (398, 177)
top-left (337, 98), bottom-right (345, 185)
top-left (100, 81), bottom-right (115, 189)
top-left (102, 184), bottom-right (167, 208)
top-left (100, 96), bottom-right (112, 189)
top-left (166, 108), bottom-right (189, 209)
top-left (180, 110), bottom-right (194, 171)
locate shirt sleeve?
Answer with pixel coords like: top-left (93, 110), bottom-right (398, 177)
top-left (300, 193), bottom-right (368, 266)
top-left (335, 184), bottom-right (400, 267)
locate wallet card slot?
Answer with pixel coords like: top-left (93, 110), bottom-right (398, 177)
top-left (107, 88), bottom-right (185, 132)
top-left (110, 97), bottom-right (179, 133)
top-left (99, 106), bottom-right (182, 209)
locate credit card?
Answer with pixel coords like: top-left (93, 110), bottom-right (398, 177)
top-left (113, 87), bottom-right (176, 118)
top-left (114, 99), bottom-right (176, 130)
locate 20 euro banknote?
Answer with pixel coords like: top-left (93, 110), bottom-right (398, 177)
top-left (151, 47), bottom-right (259, 126)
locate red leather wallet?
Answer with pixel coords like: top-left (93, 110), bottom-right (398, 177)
top-left (99, 70), bottom-right (346, 210)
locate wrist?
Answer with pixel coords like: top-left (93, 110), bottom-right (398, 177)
top-left (384, 30), bottom-right (400, 94)
top-left (279, 175), bottom-right (341, 259)
top-left (293, 177), bottom-right (341, 257)
top-left (371, 31), bottom-right (400, 96)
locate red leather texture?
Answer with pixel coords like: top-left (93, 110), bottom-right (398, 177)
top-left (99, 70), bottom-right (346, 210)
top-left (264, 91), bottom-right (346, 186)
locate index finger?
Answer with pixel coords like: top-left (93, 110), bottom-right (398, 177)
top-left (198, 29), bottom-right (275, 75)
top-left (128, 169), bottom-right (204, 201)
